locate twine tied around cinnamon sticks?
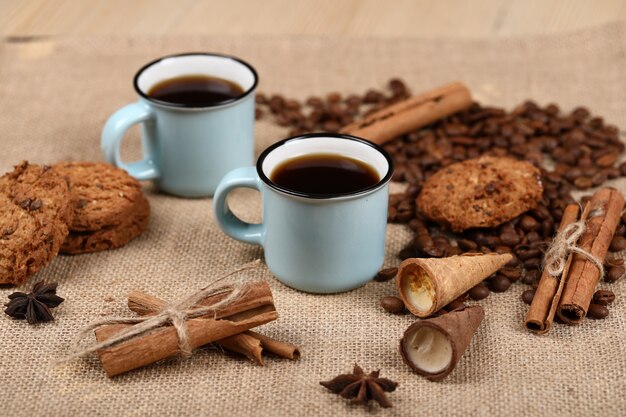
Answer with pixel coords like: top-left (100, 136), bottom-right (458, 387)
top-left (542, 208), bottom-right (605, 279)
top-left (62, 261), bottom-right (261, 362)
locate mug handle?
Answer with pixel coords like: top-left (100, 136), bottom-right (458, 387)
top-left (213, 166), bottom-right (265, 246)
top-left (101, 101), bottom-right (160, 180)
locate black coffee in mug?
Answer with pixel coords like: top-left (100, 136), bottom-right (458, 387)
top-left (147, 74), bottom-right (244, 106)
top-left (270, 153), bottom-right (380, 195)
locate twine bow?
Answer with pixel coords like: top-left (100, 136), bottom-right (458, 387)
top-left (63, 260), bottom-right (261, 361)
top-left (542, 209), bottom-right (604, 278)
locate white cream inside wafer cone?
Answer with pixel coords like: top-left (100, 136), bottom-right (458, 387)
top-left (402, 326), bottom-right (453, 373)
top-left (397, 253), bottom-right (511, 317)
top-left (401, 267), bottom-right (435, 313)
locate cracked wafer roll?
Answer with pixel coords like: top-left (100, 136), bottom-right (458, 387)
top-left (397, 253), bottom-right (511, 317)
top-left (400, 305), bottom-right (484, 381)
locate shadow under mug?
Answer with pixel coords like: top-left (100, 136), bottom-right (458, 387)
top-left (101, 52), bottom-right (258, 197)
top-left (213, 133), bottom-right (394, 293)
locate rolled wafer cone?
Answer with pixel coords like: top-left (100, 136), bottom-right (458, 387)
top-left (397, 253), bottom-right (511, 317)
top-left (400, 305), bottom-right (484, 381)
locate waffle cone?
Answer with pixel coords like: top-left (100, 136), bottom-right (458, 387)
top-left (400, 305), bottom-right (485, 381)
top-left (397, 253), bottom-right (511, 317)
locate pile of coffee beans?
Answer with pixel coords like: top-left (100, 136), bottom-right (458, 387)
top-left (257, 79), bottom-right (625, 320)
top-left (255, 79), bottom-right (410, 136)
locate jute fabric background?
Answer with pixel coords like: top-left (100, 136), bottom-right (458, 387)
top-left (0, 23), bottom-right (625, 416)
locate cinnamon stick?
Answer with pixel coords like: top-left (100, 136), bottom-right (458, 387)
top-left (340, 82), bottom-right (472, 145)
top-left (219, 333), bottom-right (263, 365)
top-left (128, 289), bottom-right (300, 364)
top-left (95, 282), bottom-right (277, 377)
top-left (557, 188), bottom-right (624, 325)
top-left (245, 330), bottom-right (301, 360)
top-left (525, 204), bottom-right (584, 333)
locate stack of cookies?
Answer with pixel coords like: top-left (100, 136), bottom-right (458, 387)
top-left (0, 161), bottom-right (150, 285)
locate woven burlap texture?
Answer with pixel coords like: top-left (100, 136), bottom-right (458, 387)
top-left (1, 24), bottom-right (626, 417)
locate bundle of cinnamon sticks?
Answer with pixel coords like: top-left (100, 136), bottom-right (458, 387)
top-left (94, 281), bottom-right (299, 377)
top-left (525, 188), bottom-right (624, 333)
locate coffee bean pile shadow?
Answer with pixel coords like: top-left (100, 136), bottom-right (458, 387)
top-left (256, 78), bottom-right (626, 322)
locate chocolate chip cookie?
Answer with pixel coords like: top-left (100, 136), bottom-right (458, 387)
top-left (53, 162), bottom-right (150, 254)
top-left (0, 161), bottom-right (73, 284)
top-left (417, 156), bottom-right (543, 231)
top-left (60, 193), bottom-right (150, 254)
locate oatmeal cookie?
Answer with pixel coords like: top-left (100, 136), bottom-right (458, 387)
top-left (416, 156), bottom-right (543, 231)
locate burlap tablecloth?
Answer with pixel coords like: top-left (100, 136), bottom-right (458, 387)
top-left (1, 23), bottom-right (626, 417)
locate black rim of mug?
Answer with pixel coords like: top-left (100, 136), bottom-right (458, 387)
top-left (133, 52), bottom-right (259, 109)
top-left (257, 132), bottom-right (395, 199)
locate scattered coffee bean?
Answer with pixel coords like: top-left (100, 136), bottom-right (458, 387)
top-left (518, 215), bottom-right (539, 231)
top-left (374, 267), bottom-right (398, 282)
top-left (499, 267), bottom-right (522, 282)
top-left (445, 299), bottom-right (466, 311)
top-left (490, 275), bottom-right (511, 293)
top-left (592, 290), bottom-right (615, 306)
top-left (606, 265), bottom-right (625, 283)
top-left (609, 236), bottom-right (626, 252)
top-left (605, 256), bottom-right (624, 267)
top-left (380, 296), bottom-right (405, 314)
top-left (469, 283), bottom-right (490, 300)
top-left (500, 231), bottom-right (521, 246)
top-left (457, 239), bottom-right (478, 251)
top-left (587, 303), bottom-right (609, 320)
top-left (521, 289), bottom-right (535, 305)
top-left (523, 257), bottom-right (542, 270)
top-left (515, 246), bottom-right (542, 261)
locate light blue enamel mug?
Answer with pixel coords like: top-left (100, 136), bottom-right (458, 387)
top-left (101, 53), bottom-right (258, 197)
top-left (213, 133), bottom-right (394, 293)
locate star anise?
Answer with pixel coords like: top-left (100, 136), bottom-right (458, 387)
top-left (320, 364), bottom-right (398, 408)
top-left (4, 282), bottom-right (64, 324)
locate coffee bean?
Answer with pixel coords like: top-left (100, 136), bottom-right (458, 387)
top-left (499, 267), bottom-right (522, 282)
top-left (326, 92), bottom-right (341, 103)
top-left (606, 265), bottom-right (625, 283)
top-left (506, 254), bottom-right (521, 267)
top-left (609, 236), bottom-right (626, 252)
top-left (380, 296), bottom-right (405, 314)
top-left (445, 299), bottom-right (466, 311)
top-left (500, 231), bottom-right (521, 246)
top-left (522, 269), bottom-right (540, 287)
top-left (526, 231), bottom-right (541, 242)
top-left (605, 256), bottom-right (624, 267)
top-left (256, 93), bottom-right (268, 105)
top-left (518, 215), bottom-right (539, 231)
top-left (399, 246), bottom-right (415, 260)
top-left (495, 245), bottom-right (512, 254)
top-left (573, 176), bottom-right (593, 189)
top-left (364, 90), bottom-right (385, 103)
top-left (596, 153), bottom-right (617, 167)
top-left (516, 246), bottom-right (542, 260)
top-left (374, 267), bottom-right (398, 282)
top-left (532, 205), bottom-right (551, 220)
top-left (408, 218), bottom-right (426, 232)
top-left (521, 289), bottom-right (535, 305)
top-left (523, 257), bottom-right (542, 270)
top-left (490, 275), bottom-right (511, 292)
top-left (457, 239), bottom-right (478, 251)
top-left (469, 283), bottom-right (490, 300)
top-left (592, 290), bottom-right (615, 306)
top-left (587, 303), bottom-right (609, 319)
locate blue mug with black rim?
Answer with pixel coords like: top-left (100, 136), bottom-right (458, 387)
top-left (101, 52), bottom-right (258, 197)
top-left (213, 133), bottom-right (394, 293)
